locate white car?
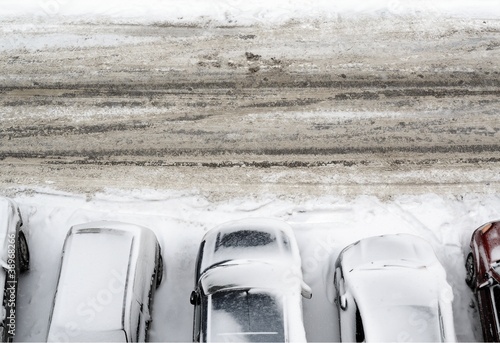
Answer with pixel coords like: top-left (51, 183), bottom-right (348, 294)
top-left (190, 218), bottom-right (312, 342)
top-left (0, 197), bottom-right (30, 342)
top-left (47, 221), bottom-right (163, 342)
top-left (332, 234), bottom-right (456, 342)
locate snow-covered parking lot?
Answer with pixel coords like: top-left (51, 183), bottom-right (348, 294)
top-left (9, 189), bottom-right (500, 341)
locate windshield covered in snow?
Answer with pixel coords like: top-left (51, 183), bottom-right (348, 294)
top-left (208, 290), bottom-right (285, 342)
top-left (368, 304), bottom-right (444, 342)
top-left (204, 229), bottom-right (290, 270)
top-left (51, 230), bottom-right (133, 331)
top-left (200, 228), bottom-right (292, 275)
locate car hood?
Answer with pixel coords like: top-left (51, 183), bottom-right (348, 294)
top-left (338, 234), bottom-right (438, 272)
top-left (200, 259), bottom-right (303, 296)
top-left (478, 222), bottom-right (500, 263)
top-left (200, 218), bottom-right (302, 275)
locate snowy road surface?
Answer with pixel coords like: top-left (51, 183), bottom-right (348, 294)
top-left (1, 15), bottom-right (500, 197)
top-left (1, 1), bottom-right (500, 342)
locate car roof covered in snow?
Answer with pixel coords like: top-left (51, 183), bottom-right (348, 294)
top-left (48, 221), bottom-right (156, 339)
top-left (207, 288), bottom-right (286, 342)
top-left (199, 218), bottom-right (301, 275)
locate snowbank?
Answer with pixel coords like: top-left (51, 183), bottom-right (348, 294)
top-left (1, 0), bottom-right (500, 25)
top-left (10, 187), bottom-right (500, 341)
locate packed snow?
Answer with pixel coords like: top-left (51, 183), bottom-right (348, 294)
top-left (6, 188), bottom-right (499, 341)
top-left (1, 0), bottom-right (500, 25)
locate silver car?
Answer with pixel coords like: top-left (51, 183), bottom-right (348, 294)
top-left (332, 234), bottom-right (456, 342)
top-left (47, 221), bottom-right (163, 342)
top-left (0, 197), bottom-right (30, 342)
top-left (190, 218), bottom-right (311, 342)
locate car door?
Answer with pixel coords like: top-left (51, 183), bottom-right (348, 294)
top-left (192, 291), bottom-right (202, 342)
top-left (134, 255), bottom-right (153, 342)
top-left (477, 285), bottom-right (497, 341)
top-left (335, 266), bottom-right (358, 342)
top-left (192, 241), bottom-right (206, 342)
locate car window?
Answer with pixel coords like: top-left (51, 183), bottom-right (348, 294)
top-left (208, 290), bottom-right (285, 342)
top-left (215, 230), bottom-right (277, 250)
top-left (205, 230), bottom-right (290, 270)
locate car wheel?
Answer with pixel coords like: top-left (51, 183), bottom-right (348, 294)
top-left (17, 231), bottom-right (30, 273)
top-left (465, 253), bottom-right (476, 288)
top-left (156, 254), bottom-right (163, 288)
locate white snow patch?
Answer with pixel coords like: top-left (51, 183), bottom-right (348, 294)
top-left (9, 188), bottom-right (500, 341)
top-left (1, 0), bottom-right (500, 24)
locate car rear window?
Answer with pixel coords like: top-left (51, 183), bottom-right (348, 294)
top-left (51, 230), bottom-right (133, 331)
top-left (208, 290), bottom-right (285, 342)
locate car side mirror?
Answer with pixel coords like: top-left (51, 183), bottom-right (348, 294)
top-left (479, 276), bottom-right (494, 290)
top-left (190, 290), bottom-right (200, 305)
top-left (339, 294), bottom-right (348, 310)
top-left (301, 281), bottom-right (312, 299)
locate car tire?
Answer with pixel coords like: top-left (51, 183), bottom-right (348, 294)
top-left (156, 254), bottom-right (163, 288)
top-left (465, 253), bottom-right (476, 289)
top-left (17, 231), bottom-right (30, 273)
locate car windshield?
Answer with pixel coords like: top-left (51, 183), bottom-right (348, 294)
top-left (215, 230), bottom-right (281, 251)
top-left (208, 290), bottom-right (285, 342)
top-left (51, 230), bottom-right (133, 331)
top-left (367, 305), bottom-right (444, 342)
top-left (201, 229), bottom-right (291, 274)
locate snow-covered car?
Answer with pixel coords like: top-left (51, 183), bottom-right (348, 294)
top-left (332, 234), bottom-right (456, 342)
top-left (47, 221), bottom-right (163, 342)
top-left (465, 220), bottom-right (500, 341)
top-left (0, 197), bottom-right (30, 342)
top-left (189, 218), bottom-right (312, 342)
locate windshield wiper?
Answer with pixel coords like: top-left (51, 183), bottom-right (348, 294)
top-left (201, 259), bottom-right (233, 275)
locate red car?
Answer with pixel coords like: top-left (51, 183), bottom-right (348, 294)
top-left (466, 220), bottom-right (500, 341)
